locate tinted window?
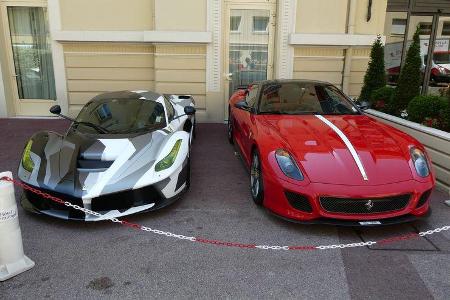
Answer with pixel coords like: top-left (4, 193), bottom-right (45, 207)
top-left (259, 83), bottom-right (359, 115)
top-left (246, 84), bottom-right (259, 108)
top-left (76, 98), bottom-right (166, 134)
top-left (164, 96), bottom-right (175, 121)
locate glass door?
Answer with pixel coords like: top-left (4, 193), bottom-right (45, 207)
top-left (1, 4), bottom-right (56, 116)
top-left (225, 3), bottom-right (276, 114)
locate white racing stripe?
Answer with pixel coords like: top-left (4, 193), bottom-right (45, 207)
top-left (315, 115), bottom-right (368, 181)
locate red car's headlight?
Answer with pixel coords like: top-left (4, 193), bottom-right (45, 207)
top-left (275, 149), bottom-right (304, 181)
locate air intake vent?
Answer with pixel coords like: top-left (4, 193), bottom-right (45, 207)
top-left (285, 191), bottom-right (313, 213)
top-left (417, 189), bottom-right (432, 208)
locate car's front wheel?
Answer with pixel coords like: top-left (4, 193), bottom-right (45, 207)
top-left (250, 150), bottom-right (264, 206)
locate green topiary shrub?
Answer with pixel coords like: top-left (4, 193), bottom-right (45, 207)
top-left (394, 26), bottom-right (422, 113)
top-left (407, 95), bottom-right (448, 124)
top-left (441, 102), bottom-right (450, 131)
top-left (370, 86), bottom-right (395, 113)
top-left (359, 36), bottom-right (387, 102)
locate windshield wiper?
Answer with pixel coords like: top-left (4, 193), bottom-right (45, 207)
top-left (73, 121), bottom-right (110, 134)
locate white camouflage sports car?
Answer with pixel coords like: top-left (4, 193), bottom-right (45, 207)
top-left (18, 90), bottom-right (196, 221)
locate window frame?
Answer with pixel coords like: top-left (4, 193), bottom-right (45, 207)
top-left (230, 15), bottom-right (242, 33)
top-left (163, 96), bottom-right (175, 122)
top-left (252, 16), bottom-right (269, 33)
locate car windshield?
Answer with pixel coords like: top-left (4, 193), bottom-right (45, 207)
top-left (75, 98), bottom-right (167, 134)
top-left (259, 82), bottom-right (360, 115)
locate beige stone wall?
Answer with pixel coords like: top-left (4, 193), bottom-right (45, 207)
top-left (295, 0), bottom-right (348, 34)
top-left (349, 48), bottom-right (371, 98)
top-left (60, 0), bottom-right (154, 31)
top-left (293, 48), bottom-right (345, 89)
top-left (154, 0), bottom-right (206, 31)
top-left (63, 43), bottom-right (207, 117)
top-left (63, 43), bottom-right (155, 116)
top-left (354, 0), bottom-right (388, 35)
top-left (154, 44), bottom-right (206, 110)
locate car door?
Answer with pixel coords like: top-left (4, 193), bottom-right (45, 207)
top-left (234, 84), bottom-right (260, 165)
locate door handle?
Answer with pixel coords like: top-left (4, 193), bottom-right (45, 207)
top-left (225, 73), bottom-right (233, 81)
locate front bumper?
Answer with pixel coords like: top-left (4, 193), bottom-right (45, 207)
top-left (263, 175), bottom-right (433, 225)
top-left (20, 182), bottom-right (185, 221)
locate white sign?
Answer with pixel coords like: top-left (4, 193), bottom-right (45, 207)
top-left (420, 39), bottom-right (449, 54)
top-left (0, 207), bottom-right (18, 222)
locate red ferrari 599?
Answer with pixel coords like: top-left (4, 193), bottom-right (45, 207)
top-left (228, 80), bottom-right (434, 226)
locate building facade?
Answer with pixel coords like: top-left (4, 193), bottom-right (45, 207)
top-left (0, 0), bottom-right (389, 122)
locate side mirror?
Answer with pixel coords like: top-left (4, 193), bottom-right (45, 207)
top-left (184, 106), bottom-right (196, 115)
top-left (356, 101), bottom-right (371, 110)
top-left (49, 105), bottom-right (61, 115)
top-left (235, 101), bottom-right (250, 110)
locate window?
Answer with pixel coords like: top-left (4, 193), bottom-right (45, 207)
top-left (391, 18), bottom-right (406, 35)
top-left (259, 83), bottom-right (359, 115)
top-left (246, 84), bottom-right (259, 108)
top-left (419, 22), bottom-right (432, 35)
top-left (253, 16), bottom-right (269, 32)
top-left (76, 99), bottom-right (166, 134)
top-left (442, 22), bottom-right (450, 36)
top-left (230, 16), bottom-right (241, 32)
top-left (164, 96), bottom-right (175, 121)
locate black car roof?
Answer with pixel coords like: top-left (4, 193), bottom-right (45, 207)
top-left (90, 90), bottom-right (161, 102)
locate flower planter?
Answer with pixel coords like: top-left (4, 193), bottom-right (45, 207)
top-left (366, 109), bottom-right (450, 195)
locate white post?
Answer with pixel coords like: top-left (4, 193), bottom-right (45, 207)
top-left (0, 171), bottom-right (34, 281)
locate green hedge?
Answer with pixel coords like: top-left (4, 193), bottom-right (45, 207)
top-left (407, 95), bottom-right (449, 130)
top-left (370, 86), bottom-right (395, 114)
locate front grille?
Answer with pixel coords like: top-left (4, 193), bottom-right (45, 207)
top-left (285, 191), bottom-right (313, 213)
top-left (91, 185), bottom-right (161, 212)
top-left (319, 194), bottom-right (411, 214)
top-left (417, 189), bottom-right (432, 208)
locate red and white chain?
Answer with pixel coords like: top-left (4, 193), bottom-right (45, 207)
top-left (2, 176), bottom-right (450, 251)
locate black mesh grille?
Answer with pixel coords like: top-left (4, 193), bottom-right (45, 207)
top-left (417, 189), bottom-right (432, 208)
top-left (285, 191), bottom-right (313, 213)
top-left (91, 185), bottom-right (161, 212)
top-left (319, 194), bottom-right (411, 214)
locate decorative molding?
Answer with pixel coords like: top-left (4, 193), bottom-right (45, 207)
top-left (48, 0), bottom-right (69, 114)
top-left (294, 47), bottom-right (345, 57)
top-left (206, 0), bottom-right (221, 92)
top-left (63, 43), bottom-right (155, 53)
top-left (155, 44), bottom-right (206, 55)
top-left (289, 34), bottom-right (386, 47)
top-left (53, 30), bottom-right (212, 43)
top-left (276, 0), bottom-right (296, 79)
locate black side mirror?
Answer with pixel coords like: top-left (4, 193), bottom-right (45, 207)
top-left (50, 105), bottom-right (61, 115)
top-left (235, 101), bottom-right (250, 110)
top-left (356, 101), bottom-right (371, 110)
top-left (184, 106), bottom-right (196, 115)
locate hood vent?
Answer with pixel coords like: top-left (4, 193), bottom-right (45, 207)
top-left (77, 158), bottom-right (113, 172)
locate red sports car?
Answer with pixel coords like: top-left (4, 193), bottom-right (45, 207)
top-left (228, 80), bottom-right (434, 226)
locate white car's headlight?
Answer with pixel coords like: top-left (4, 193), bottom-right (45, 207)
top-left (410, 147), bottom-right (430, 178)
top-left (275, 149), bottom-right (304, 181)
top-left (155, 139), bottom-right (182, 172)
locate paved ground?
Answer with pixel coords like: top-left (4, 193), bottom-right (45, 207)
top-left (0, 118), bottom-right (449, 299)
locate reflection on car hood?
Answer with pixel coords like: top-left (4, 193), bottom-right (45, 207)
top-left (260, 114), bottom-right (414, 186)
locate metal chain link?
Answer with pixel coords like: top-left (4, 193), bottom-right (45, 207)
top-left (2, 176), bottom-right (450, 251)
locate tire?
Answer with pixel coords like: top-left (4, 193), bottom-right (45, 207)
top-left (186, 157), bottom-right (191, 190)
top-left (193, 120), bottom-right (197, 140)
top-left (250, 150), bottom-right (264, 206)
top-left (227, 107), bottom-right (234, 144)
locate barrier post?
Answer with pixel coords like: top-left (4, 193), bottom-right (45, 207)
top-left (0, 171), bottom-right (34, 281)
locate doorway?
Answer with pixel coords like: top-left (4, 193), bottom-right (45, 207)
top-left (1, 2), bottom-right (56, 116)
top-left (224, 1), bottom-right (276, 116)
